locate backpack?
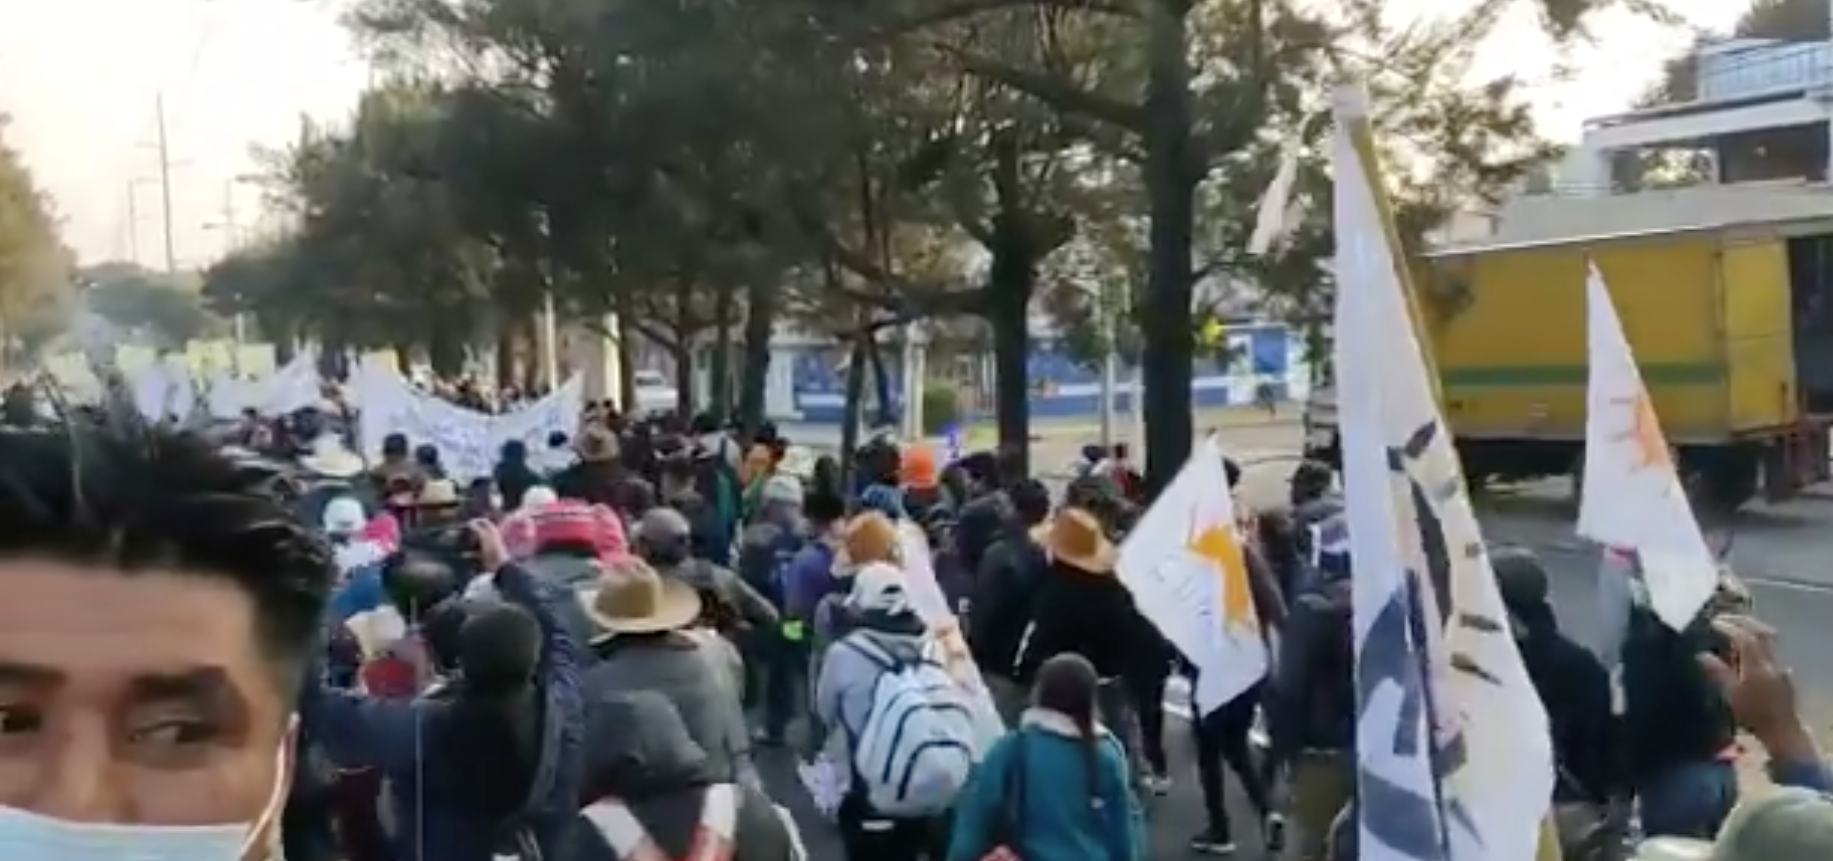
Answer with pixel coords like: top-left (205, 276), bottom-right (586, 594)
top-left (840, 633), bottom-right (977, 817)
top-left (579, 783), bottom-right (740, 861)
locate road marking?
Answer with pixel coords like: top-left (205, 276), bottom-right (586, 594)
top-left (1746, 576), bottom-right (1833, 596)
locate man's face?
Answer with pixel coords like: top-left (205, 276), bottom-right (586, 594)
top-left (0, 559), bottom-right (292, 825)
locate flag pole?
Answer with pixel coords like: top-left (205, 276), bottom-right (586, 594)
top-left (1334, 86), bottom-right (1443, 405)
top-left (1333, 83), bottom-right (1565, 861)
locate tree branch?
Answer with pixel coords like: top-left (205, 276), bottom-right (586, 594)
top-left (865, 0), bottom-right (1138, 41)
top-left (938, 47), bottom-right (1149, 135)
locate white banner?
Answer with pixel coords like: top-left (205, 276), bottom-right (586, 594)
top-left (206, 352), bottom-right (323, 419)
top-left (352, 367), bottom-right (583, 481)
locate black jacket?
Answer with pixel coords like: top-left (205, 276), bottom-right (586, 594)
top-left (1017, 560), bottom-right (1155, 681)
top-left (1267, 575), bottom-right (1355, 766)
top-left (568, 691), bottom-right (796, 861)
top-left (967, 529), bottom-right (1045, 679)
top-left (1514, 603), bottom-right (1619, 802)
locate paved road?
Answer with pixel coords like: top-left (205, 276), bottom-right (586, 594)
top-left (762, 419), bottom-right (1833, 858)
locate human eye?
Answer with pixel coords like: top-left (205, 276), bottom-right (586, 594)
top-left (0, 705), bottom-right (43, 736)
top-left (127, 716), bottom-right (221, 749)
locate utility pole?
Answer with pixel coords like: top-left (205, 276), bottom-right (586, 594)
top-left (154, 93), bottom-right (177, 273)
top-left (220, 179), bottom-right (238, 248)
top-left (125, 182), bottom-right (141, 265)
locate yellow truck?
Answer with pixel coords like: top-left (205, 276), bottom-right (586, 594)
top-left (1405, 220), bottom-right (1833, 509)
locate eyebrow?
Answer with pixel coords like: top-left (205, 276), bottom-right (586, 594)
top-left (126, 668), bottom-right (240, 705)
top-left (0, 663), bottom-right (250, 716)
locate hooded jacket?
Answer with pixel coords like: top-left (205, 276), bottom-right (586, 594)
top-left (814, 609), bottom-right (929, 761)
top-left (300, 562), bottom-right (586, 861)
top-left (567, 691), bottom-right (799, 861)
top-left (584, 631), bottom-right (760, 789)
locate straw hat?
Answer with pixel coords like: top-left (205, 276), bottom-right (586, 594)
top-left (834, 511), bottom-right (901, 577)
top-left (1036, 508), bottom-right (1117, 574)
top-left (578, 557), bottom-right (702, 641)
top-left (579, 426), bottom-right (620, 462)
top-left (301, 438), bottom-right (365, 479)
top-left (414, 479), bottom-right (463, 508)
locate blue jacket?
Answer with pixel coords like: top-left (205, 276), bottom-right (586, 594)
top-left (300, 562), bottom-right (586, 861)
top-left (947, 709), bottom-right (1144, 861)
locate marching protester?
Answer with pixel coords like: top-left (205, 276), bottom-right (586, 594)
top-left (580, 556), bottom-right (762, 789)
top-left (946, 653), bottom-right (1147, 861)
top-left (566, 691), bottom-right (804, 861)
top-left (302, 518), bottom-right (587, 861)
top-left (815, 561), bottom-right (975, 861)
top-left (33, 347), bottom-right (1833, 861)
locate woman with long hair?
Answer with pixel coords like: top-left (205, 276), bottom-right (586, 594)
top-left (946, 653), bottom-right (1145, 861)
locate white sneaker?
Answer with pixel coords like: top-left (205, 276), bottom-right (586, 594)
top-left (1143, 773), bottom-right (1173, 796)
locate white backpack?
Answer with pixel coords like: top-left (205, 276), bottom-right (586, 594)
top-left (841, 633), bottom-right (977, 817)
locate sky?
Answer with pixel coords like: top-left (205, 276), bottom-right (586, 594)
top-left (0, 0), bottom-right (1751, 269)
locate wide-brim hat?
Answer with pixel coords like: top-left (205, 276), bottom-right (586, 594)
top-left (414, 479), bottom-right (463, 508)
top-left (1035, 507), bottom-right (1117, 574)
top-left (301, 444), bottom-right (366, 479)
top-left (578, 560), bottom-right (702, 641)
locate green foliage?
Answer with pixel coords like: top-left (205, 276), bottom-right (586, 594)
top-left (79, 262), bottom-right (215, 348)
top-left (0, 124), bottom-right (72, 357)
top-left (920, 382), bottom-right (964, 435)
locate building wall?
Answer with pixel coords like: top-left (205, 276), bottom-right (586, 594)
top-left (708, 322), bottom-right (1310, 425)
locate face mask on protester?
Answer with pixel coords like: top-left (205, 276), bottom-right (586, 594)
top-left (0, 722), bottom-right (292, 861)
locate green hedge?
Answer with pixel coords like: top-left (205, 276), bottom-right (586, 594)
top-left (921, 383), bottom-right (964, 435)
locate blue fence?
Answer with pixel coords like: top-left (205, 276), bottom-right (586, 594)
top-left (760, 323), bottom-right (1309, 425)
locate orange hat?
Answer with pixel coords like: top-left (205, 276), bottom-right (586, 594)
top-left (836, 512), bottom-right (902, 576)
top-left (900, 445), bottom-right (939, 490)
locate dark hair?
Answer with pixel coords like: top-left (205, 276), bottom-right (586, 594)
top-left (1033, 653), bottom-right (1101, 798)
top-left (382, 432), bottom-right (409, 457)
top-left (457, 602), bottom-right (540, 695)
top-left (0, 415), bottom-right (332, 689)
top-left (1009, 479), bottom-right (1052, 525)
top-left (810, 455), bottom-right (843, 500)
top-left (804, 489), bottom-right (846, 526)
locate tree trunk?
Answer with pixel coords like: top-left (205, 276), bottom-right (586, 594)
top-left (866, 337), bottom-right (894, 429)
top-left (520, 315), bottom-right (541, 393)
top-left (987, 271), bottom-right (1032, 472)
top-left (495, 320), bottom-right (517, 390)
top-left (391, 344), bottom-right (413, 376)
top-left (838, 335), bottom-right (869, 490)
top-left (709, 283), bottom-right (735, 417)
top-left (672, 297), bottom-right (695, 415)
top-left (986, 129), bottom-right (1039, 473)
top-left (737, 280), bottom-right (777, 437)
top-left (615, 293), bottom-right (638, 411)
top-left (428, 329), bottom-right (465, 379)
top-left (1139, 0), bottom-right (1199, 497)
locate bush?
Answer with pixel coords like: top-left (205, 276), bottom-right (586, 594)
top-left (920, 382), bottom-right (964, 436)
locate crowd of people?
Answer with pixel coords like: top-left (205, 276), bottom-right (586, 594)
top-left (0, 391), bottom-right (1826, 861)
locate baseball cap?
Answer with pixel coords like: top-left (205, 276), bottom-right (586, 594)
top-left (322, 497), bottom-right (366, 536)
top-left (847, 562), bottom-right (910, 613)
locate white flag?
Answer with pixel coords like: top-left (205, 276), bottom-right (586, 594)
top-left (1116, 435), bottom-right (1267, 714)
top-left (1331, 84), bottom-right (1553, 861)
top-left (1577, 262), bottom-right (1718, 630)
top-left (1248, 140), bottom-right (1302, 255)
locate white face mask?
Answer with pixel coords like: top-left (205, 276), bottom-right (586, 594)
top-left (0, 722), bottom-right (291, 861)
